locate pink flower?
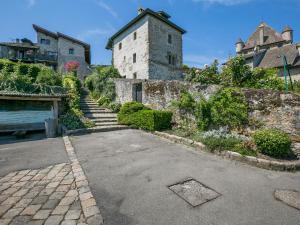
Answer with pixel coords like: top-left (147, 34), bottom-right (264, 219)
top-left (64, 61), bottom-right (80, 72)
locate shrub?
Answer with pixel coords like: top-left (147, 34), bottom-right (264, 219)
top-left (253, 129), bottom-right (293, 158)
top-left (97, 96), bottom-right (111, 106)
top-left (210, 88), bottom-right (248, 129)
top-left (28, 64), bottom-right (41, 81)
top-left (36, 67), bottom-right (62, 86)
top-left (201, 136), bottom-right (242, 152)
top-left (195, 97), bottom-right (211, 131)
top-left (108, 102), bottom-right (121, 113)
top-left (60, 109), bottom-right (94, 130)
top-left (172, 91), bottom-right (196, 113)
top-left (131, 110), bottom-right (173, 131)
top-left (118, 102), bottom-right (147, 125)
top-left (233, 140), bottom-right (257, 156)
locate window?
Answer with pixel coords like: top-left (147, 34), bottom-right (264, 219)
top-left (172, 56), bottom-right (176, 66)
top-left (119, 42), bottom-right (122, 50)
top-left (133, 72), bottom-right (137, 79)
top-left (134, 32), bottom-right (137, 40)
top-left (168, 54), bottom-right (172, 65)
top-left (133, 53), bottom-right (136, 63)
top-left (168, 34), bottom-right (172, 44)
top-left (41, 38), bottom-right (50, 45)
top-left (69, 48), bottom-right (74, 55)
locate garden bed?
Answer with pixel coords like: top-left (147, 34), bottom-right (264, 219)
top-left (155, 130), bottom-right (300, 172)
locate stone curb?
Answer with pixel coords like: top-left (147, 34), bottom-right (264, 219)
top-left (63, 136), bottom-right (104, 225)
top-left (154, 131), bottom-right (300, 172)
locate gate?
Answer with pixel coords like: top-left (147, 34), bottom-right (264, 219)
top-left (133, 83), bottom-right (142, 103)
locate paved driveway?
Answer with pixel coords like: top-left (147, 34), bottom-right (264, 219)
top-left (0, 132), bottom-right (68, 176)
top-left (71, 129), bottom-right (300, 225)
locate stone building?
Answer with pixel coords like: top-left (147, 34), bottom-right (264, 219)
top-left (235, 22), bottom-right (300, 81)
top-left (0, 24), bottom-right (91, 80)
top-left (106, 8), bottom-right (186, 80)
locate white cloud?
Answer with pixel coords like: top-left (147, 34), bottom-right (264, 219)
top-left (95, 0), bottom-right (118, 18)
top-left (192, 0), bottom-right (251, 6)
top-left (184, 54), bottom-right (226, 67)
top-left (77, 27), bottom-right (115, 41)
top-left (27, 0), bottom-right (37, 7)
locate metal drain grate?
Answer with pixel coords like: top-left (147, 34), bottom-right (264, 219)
top-left (168, 178), bottom-right (221, 207)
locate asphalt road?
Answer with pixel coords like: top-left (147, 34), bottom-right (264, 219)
top-left (71, 129), bottom-right (300, 225)
top-left (0, 132), bottom-right (68, 176)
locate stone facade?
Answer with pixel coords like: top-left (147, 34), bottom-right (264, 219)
top-left (34, 25), bottom-right (91, 80)
top-left (112, 16), bottom-right (150, 79)
top-left (114, 79), bottom-right (300, 135)
top-left (107, 8), bottom-right (186, 80)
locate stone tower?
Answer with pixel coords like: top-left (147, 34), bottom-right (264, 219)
top-left (106, 8), bottom-right (186, 80)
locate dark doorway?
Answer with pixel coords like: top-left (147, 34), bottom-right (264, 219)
top-left (133, 83), bottom-right (142, 103)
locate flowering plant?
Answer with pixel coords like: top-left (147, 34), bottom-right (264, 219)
top-left (64, 61), bottom-right (80, 72)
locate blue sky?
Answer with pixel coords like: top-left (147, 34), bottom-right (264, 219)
top-left (1, 0), bottom-right (300, 67)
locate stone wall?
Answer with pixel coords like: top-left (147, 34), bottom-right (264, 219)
top-left (114, 78), bottom-right (300, 135)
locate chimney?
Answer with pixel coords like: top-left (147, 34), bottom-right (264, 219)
top-left (282, 25), bottom-right (293, 44)
top-left (138, 8), bottom-right (144, 15)
top-left (259, 23), bottom-right (265, 45)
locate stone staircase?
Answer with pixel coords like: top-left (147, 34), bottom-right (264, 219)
top-left (68, 91), bottom-right (128, 134)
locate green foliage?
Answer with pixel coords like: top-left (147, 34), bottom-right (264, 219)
top-left (36, 67), bottom-right (62, 86)
top-left (210, 88), bottom-right (248, 129)
top-left (97, 96), bottom-right (111, 107)
top-left (172, 91), bottom-right (196, 113)
top-left (60, 108), bottom-right (94, 130)
top-left (118, 101), bottom-right (148, 125)
top-left (233, 140), bottom-right (257, 156)
top-left (62, 74), bottom-right (81, 110)
top-left (131, 110), bottom-right (173, 131)
top-left (195, 97), bottom-right (212, 131)
top-left (292, 80), bottom-right (300, 95)
top-left (28, 64), bottom-right (41, 81)
top-left (108, 102), bottom-right (122, 113)
top-left (84, 66), bottom-right (121, 102)
top-left (184, 56), bottom-right (285, 91)
top-left (201, 136), bottom-right (242, 152)
top-left (253, 129), bottom-right (293, 158)
top-left (185, 60), bottom-right (221, 84)
top-left (221, 56), bottom-right (252, 86)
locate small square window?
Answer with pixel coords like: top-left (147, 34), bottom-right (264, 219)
top-left (133, 72), bottom-right (137, 79)
top-left (41, 39), bottom-right (50, 45)
top-left (119, 42), bottom-right (122, 50)
top-left (69, 48), bottom-right (74, 55)
top-left (133, 53), bottom-right (136, 63)
top-left (168, 34), bottom-right (172, 44)
top-left (134, 32), bottom-right (137, 40)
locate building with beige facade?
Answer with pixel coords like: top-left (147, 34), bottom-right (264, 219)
top-left (236, 22), bottom-right (300, 81)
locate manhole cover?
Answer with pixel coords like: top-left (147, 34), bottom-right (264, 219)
top-left (168, 178), bottom-right (221, 207)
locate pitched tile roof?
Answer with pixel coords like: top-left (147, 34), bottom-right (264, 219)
top-left (258, 44), bottom-right (299, 68)
top-left (243, 22), bottom-right (285, 50)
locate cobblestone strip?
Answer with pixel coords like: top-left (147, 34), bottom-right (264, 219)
top-left (63, 136), bottom-right (103, 225)
top-left (0, 163), bottom-right (88, 225)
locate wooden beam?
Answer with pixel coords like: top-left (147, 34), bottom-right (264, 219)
top-left (0, 96), bottom-right (62, 101)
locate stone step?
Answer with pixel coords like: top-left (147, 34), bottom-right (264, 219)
top-left (85, 113), bottom-right (117, 119)
top-left (90, 118), bottom-right (118, 123)
top-left (82, 109), bottom-right (110, 113)
top-left (80, 106), bottom-right (104, 109)
top-left (94, 122), bottom-right (119, 126)
top-left (66, 125), bottom-right (129, 135)
top-left (80, 103), bottom-right (98, 106)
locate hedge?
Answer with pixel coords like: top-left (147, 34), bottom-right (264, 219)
top-left (253, 129), bottom-right (292, 158)
top-left (118, 102), bottom-right (172, 131)
top-left (132, 110), bottom-right (173, 131)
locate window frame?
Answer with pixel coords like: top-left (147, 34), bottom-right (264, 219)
top-left (119, 42), bottom-right (122, 50)
top-left (134, 32), bottom-right (137, 40)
